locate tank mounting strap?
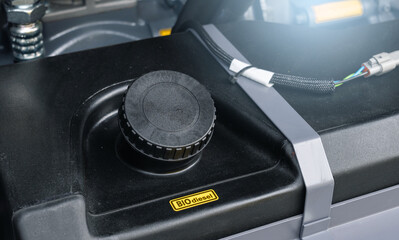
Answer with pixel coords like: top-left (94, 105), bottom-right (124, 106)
top-left (201, 24), bottom-right (334, 239)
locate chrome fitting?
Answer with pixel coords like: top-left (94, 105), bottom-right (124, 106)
top-left (9, 22), bottom-right (44, 60)
top-left (4, 0), bottom-right (46, 61)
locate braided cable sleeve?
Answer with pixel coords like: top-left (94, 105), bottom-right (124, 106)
top-left (175, 21), bottom-right (234, 64)
top-left (175, 21), bottom-right (337, 94)
top-left (271, 73), bottom-right (336, 94)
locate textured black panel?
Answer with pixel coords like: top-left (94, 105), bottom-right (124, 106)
top-left (0, 31), bottom-right (302, 239)
top-left (2, 19), bottom-right (399, 240)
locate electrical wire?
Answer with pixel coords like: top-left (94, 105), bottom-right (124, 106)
top-left (335, 66), bottom-right (367, 87)
top-left (354, 66), bottom-right (365, 76)
top-left (175, 21), bottom-right (367, 94)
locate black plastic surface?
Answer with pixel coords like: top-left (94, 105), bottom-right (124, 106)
top-left (0, 32), bottom-right (302, 239)
top-left (1, 20), bottom-right (399, 239)
top-left (43, 7), bottom-right (151, 57)
top-left (73, 79), bottom-right (299, 220)
top-left (0, 1), bottom-right (179, 66)
top-left (172, 0), bottom-right (254, 32)
top-left (217, 20), bottom-right (399, 203)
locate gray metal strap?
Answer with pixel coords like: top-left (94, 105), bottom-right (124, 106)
top-left (203, 24), bottom-right (334, 239)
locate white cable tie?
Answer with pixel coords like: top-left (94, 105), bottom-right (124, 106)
top-left (229, 59), bottom-right (274, 87)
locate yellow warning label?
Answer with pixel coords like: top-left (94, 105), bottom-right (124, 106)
top-left (170, 189), bottom-right (219, 211)
top-left (312, 0), bottom-right (363, 24)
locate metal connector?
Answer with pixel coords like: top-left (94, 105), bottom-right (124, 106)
top-left (9, 22), bottom-right (44, 60)
top-left (3, 0), bottom-right (46, 61)
top-left (362, 50), bottom-right (399, 77)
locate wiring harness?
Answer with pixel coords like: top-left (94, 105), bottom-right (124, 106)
top-left (177, 21), bottom-right (399, 94)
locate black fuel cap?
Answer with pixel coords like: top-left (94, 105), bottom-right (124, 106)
top-left (119, 70), bottom-right (216, 165)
